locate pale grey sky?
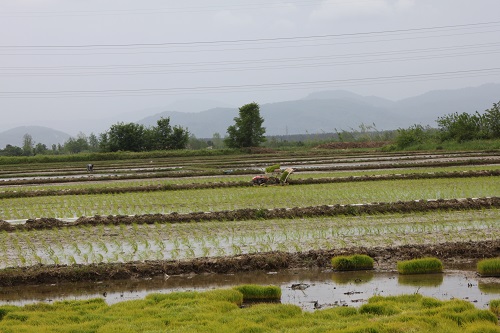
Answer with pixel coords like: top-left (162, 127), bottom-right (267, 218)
top-left (1, 0), bottom-right (500, 135)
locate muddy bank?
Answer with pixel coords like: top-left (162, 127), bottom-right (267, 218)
top-left (0, 239), bottom-right (497, 287)
top-left (1, 197), bottom-right (498, 232)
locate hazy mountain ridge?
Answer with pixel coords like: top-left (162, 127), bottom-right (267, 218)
top-left (138, 83), bottom-right (500, 138)
top-left (0, 126), bottom-right (71, 148)
top-left (1, 83), bottom-right (498, 147)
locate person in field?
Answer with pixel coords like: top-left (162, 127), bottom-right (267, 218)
top-left (86, 164), bottom-right (94, 172)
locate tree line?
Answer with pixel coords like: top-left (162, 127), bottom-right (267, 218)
top-left (2, 100), bottom-right (499, 156)
top-left (394, 101), bottom-right (500, 148)
top-left (0, 102), bottom-right (266, 156)
top-left (0, 117), bottom-right (189, 156)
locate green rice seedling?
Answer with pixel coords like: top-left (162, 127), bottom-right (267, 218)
top-left (397, 257), bottom-right (443, 275)
top-left (489, 299), bottom-right (500, 317)
top-left (233, 284), bottom-right (281, 301)
top-left (265, 164), bottom-right (280, 173)
top-left (331, 254), bottom-right (374, 271)
top-left (478, 258), bottom-right (500, 277)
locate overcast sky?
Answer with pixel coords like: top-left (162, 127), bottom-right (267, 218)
top-left (1, 0), bottom-right (500, 135)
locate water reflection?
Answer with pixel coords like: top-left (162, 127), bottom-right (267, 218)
top-left (0, 269), bottom-right (498, 311)
top-left (479, 282), bottom-right (500, 294)
top-left (398, 273), bottom-right (444, 287)
top-left (331, 271), bottom-right (374, 285)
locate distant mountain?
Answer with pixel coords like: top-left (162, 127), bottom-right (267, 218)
top-left (164, 98), bottom-right (234, 113)
top-left (303, 90), bottom-right (395, 109)
top-left (3, 83), bottom-right (499, 142)
top-left (0, 126), bottom-right (71, 148)
top-left (393, 83), bottom-right (500, 124)
top-left (137, 83), bottom-right (500, 138)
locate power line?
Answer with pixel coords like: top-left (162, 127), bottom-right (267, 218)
top-left (2, 28), bottom-right (499, 57)
top-left (1, 21), bottom-right (499, 49)
top-left (1, 68), bottom-right (499, 98)
top-left (0, 0), bottom-right (403, 17)
top-left (2, 42), bottom-right (498, 71)
top-left (0, 0), bottom-right (324, 16)
top-left (2, 50), bottom-right (499, 77)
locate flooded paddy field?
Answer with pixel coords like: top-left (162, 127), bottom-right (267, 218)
top-left (1, 149), bottom-right (500, 329)
top-left (1, 267), bottom-right (500, 312)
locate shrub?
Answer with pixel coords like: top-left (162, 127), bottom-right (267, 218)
top-left (395, 124), bottom-right (431, 148)
top-left (478, 258), bottom-right (500, 277)
top-left (397, 257), bottom-right (443, 274)
top-left (331, 254), bottom-right (374, 271)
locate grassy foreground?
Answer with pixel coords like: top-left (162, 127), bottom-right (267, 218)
top-left (0, 289), bottom-right (498, 333)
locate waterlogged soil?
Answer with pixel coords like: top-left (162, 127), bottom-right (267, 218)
top-left (1, 266), bottom-right (500, 312)
top-left (1, 239), bottom-right (500, 287)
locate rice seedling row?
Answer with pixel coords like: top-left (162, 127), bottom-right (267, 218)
top-left (0, 209), bottom-right (497, 269)
top-left (1, 176), bottom-right (498, 220)
top-left (2, 164), bottom-right (499, 195)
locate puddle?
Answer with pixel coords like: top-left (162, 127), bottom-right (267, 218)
top-left (0, 268), bottom-right (498, 311)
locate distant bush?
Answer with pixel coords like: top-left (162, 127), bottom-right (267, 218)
top-left (331, 254), bottom-right (374, 271)
top-left (397, 257), bottom-right (443, 274)
top-left (395, 124), bottom-right (432, 148)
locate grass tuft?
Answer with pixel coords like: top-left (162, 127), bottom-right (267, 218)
top-left (478, 258), bottom-right (500, 277)
top-left (233, 284), bottom-right (281, 301)
top-left (331, 254), bottom-right (374, 271)
top-left (489, 299), bottom-right (500, 317)
top-left (397, 257), bottom-right (443, 274)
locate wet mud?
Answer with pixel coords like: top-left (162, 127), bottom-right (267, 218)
top-left (0, 239), bottom-right (499, 287)
top-left (1, 196), bottom-right (498, 231)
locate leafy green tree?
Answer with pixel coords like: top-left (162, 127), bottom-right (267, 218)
top-left (151, 117), bottom-right (173, 150)
top-left (0, 144), bottom-right (23, 156)
top-left (148, 117), bottom-right (189, 150)
top-left (105, 122), bottom-right (146, 152)
top-left (211, 132), bottom-right (224, 149)
top-left (167, 126), bottom-right (190, 149)
top-left (484, 101), bottom-right (500, 138)
top-left (437, 111), bottom-right (486, 142)
top-left (395, 124), bottom-right (431, 148)
top-left (22, 134), bottom-right (34, 156)
top-left (34, 143), bottom-right (48, 155)
top-left (188, 134), bottom-right (208, 149)
top-left (64, 133), bottom-right (90, 154)
top-left (88, 133), bottom-right (100, 152)
top-left (224, 102), bottom-right (266, 148)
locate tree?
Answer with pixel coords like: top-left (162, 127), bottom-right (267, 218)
top-left (151, 117), bottom-right (172, 150)
top-left (0, 144), bottom-right (23, 156)
top-left (167, 126), bottom-right (190, 149)
top-left (224, 102), bottom-right (266, 148)
top-left (88, 133), bottom-right (100, 152)
top-left (64, 132), bottom-right (89, 154)
top-left (34, 143), bottom-right (48, 155)
top-left (147, 117), bottom-right (189, 150)
top-left (437, 111), bottom-right (486, 142)
top-left (105, 122), bottom-right (146, 152)
top-left (22, 134), bottom-right (34, 156)
top-left (394, 124), bottom-right (431, 148)
top-left (484, 101), bottom-right (500, 139)
top-left (211, 132), bottom-right (224, 149)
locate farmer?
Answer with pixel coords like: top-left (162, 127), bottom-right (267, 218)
top-left (86, 164), bottom-right (94, 172)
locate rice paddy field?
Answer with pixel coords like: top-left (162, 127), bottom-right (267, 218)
top-left (1, 148), bottom-right (500, 332)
